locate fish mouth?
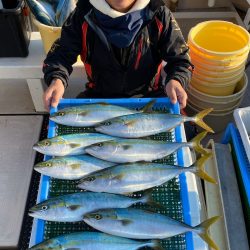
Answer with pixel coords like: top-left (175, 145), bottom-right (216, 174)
top-left (84, 147), bottom-right (94, 154)
top-left (32, 145), bottom-right (46, 154)
top-left (33, 144), bottom-right (40, 152)
top-left (33, 166), bottom-right (45, 174)
top-left (49, 116), bottom-right (57, 122)
top-left (94, 126), bottom-right (102, 132)
top-left (28, 209), bottom-right (36, 217)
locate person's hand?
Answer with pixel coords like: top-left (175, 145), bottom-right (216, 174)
top-left (43, 79), bottom-right (65, 111)
top-left (165, 79), bottom-right (188, 109)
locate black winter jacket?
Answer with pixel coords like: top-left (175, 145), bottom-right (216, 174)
top-left (43, 0), bottom-right (193, 97)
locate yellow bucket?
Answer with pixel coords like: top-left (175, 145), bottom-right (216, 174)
top-left (190, 49), bottom-right (248, 67)
top-left (193, 67), bottom-right (245, 83)
top-left (188, 21), bottom-right (250, 59)
top-left (188, 97), bottom-right (241, 113)
top-left (187, 74), bottom-right (248, 104)
top-left (193, 61), bottom-right (246, 77)
top-left (190, 72), bottom-right (244, 95)
top-left (33, 18), bottom-right (62, 54)
top-left (189, 42), bottom-right (249, 65)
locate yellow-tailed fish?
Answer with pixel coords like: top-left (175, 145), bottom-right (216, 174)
top-left (33, 133), bottom-right (115, 156)
top-left (29, 232), bottom-right (163, 250)
top-left (29, 191), bottom-right (158, 222)
top-left (78, 154), bottom-right (216, 193)
top-left (95, 108), bottom-right (214, 138)
top-left (34, 155), bottom-right (116, 180)
top-left (85, 131), bottom-right (209, 163)
top-left (83, 208), bottom-right (220, 250)
top-left (50, 103), bottom-right (139, 127)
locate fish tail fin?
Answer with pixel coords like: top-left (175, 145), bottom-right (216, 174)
top-left (193, 108), bottom-right (214, 133)
top-left (195, 216), bottom-right (221, 250)
top-left (141, 190), bottom-right (165, 210)
top-left (145, 240), bottom-right (164, 250)
top-left (189, 131), bottom-right (209, 155)
top-left (192, 153), bottom-right (217, 184)
top-left (142, 100), bottom-right (156, 113)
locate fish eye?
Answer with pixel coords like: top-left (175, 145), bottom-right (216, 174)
top-left (97, 143), bottom-right (103, 147)
top-left (44, 141), bottom-right (50, 146)
top-left (45, 163), bottom-right (51, 167)
top-left (58, 112), bottom-right (65, 116)
top-left (41, 205), bottom-right (48, 211)
top-left (95, 214), bottom-right (102, 220)
top-left (86, 176), bottom-right (95, 182)
top-left (105, 121), bottom-right (111, 126)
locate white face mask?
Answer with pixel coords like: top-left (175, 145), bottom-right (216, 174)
top-left (90, 0), bottom-right (150, 18)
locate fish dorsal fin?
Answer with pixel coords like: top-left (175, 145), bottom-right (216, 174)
top-left (69, 143), bottom-right (81, 148)
top-left (121, 219), bottom-right (133, 226)
top-left (142, 99), bottom-right (156, 113)
top-left (97, 102), bottom-right (109, 106)
top-left (67, 205), bottom-right (81, 211)
top-left (70, 164), bottom-right (81, 169)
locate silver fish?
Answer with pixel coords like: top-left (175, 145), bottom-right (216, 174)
top-left (29, 191), bottom-right (156, 222)
top-left (29, 232), bottom-right (163, 250)
top-left (34, 155), bottom-right (116, 180)
top-left (83, 208), bottom-right (219, 250)
top-left (85, 132), bottom-right (209, 163)
top-left (56, 0), bottom-right (76, 26)
top-left (95, 108), bottom-right (214, 138)
top-left (26, 0), bottom-right (56, 26)
top-left (78, 154), bottom-right (216, 194)
top-left (33, 133), bottom-right (115, 156)
top-left (50, 103), bottom-right (139, 127)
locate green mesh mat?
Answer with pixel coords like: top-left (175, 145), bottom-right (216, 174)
top-left (43, 107), bottom-right (187, 250)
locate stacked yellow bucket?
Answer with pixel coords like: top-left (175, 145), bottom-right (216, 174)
top-left (187, 21), bottom-right (250, 132)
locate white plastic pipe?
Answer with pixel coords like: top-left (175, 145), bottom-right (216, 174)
top-left (208, 0), bottom-right (216, 7)
top-left (0, 0), bottom-right (3, 9)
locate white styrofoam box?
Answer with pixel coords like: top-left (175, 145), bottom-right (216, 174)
top-left (234, 107), bottom-right (250, 163)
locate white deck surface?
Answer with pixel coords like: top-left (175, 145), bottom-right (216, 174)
top-left (0, 116), bottom-right (43, 249)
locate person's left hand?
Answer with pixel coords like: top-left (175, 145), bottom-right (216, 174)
top-left (165, 79), bottom-right (188, 109)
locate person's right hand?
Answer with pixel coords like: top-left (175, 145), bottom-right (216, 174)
top-left (43, 78), bottom-right (65, 111)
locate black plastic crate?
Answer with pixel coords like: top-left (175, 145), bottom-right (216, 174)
top-left (0, 0), bottom-right (31, 57)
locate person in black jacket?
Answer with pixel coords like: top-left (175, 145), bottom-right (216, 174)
top-left (43, 0), bottom-right (193, 111)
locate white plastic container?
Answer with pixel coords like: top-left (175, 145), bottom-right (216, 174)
top-left (233, 107), bottom-right (250, 163)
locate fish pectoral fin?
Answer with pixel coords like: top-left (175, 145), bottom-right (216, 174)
top-left (70, 164), bottom-right (81, 169)
top-left (120, 219), bottom-right (133, 226)
top-left (111, 174), bottom-right (124, 181)
top-left (67, 205), bottom-right (82, 211)
top-left (124, 120), bottom-right (137, 127)
top-left (79, 111), bottom-right (89, 116)
top-left (69, 143), bottom-right (81, 148)
top-left (122, 145), bottom-right (132, 150)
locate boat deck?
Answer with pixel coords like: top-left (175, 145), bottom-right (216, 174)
top-left (0, 6), bottom-right (249, 249)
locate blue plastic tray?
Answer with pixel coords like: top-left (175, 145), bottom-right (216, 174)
top-left (222, 123), bottom-right (250, 229)
top-left (31, 97), bottom-right (194, 249)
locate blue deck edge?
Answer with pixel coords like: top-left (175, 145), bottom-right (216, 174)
top-left (33, 97), bottom-right (195, 250)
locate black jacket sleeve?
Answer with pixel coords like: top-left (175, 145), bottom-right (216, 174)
top-left (158, 7), bottom-right (193, 89)
top-left (43, 0), bottom-right (90, 88)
